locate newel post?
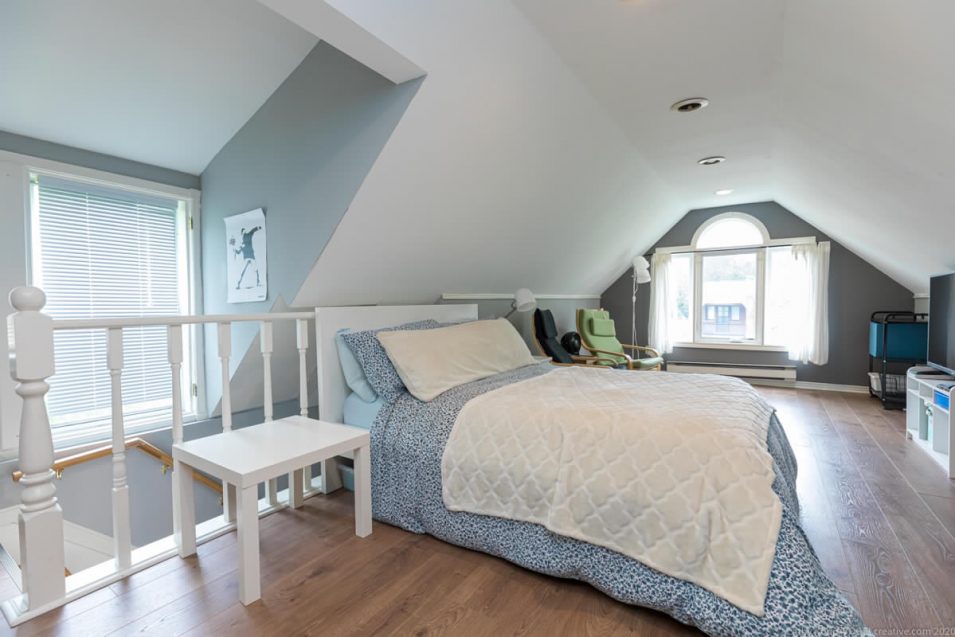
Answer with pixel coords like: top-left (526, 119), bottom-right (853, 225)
top-left (8, 286), bottom-right (66, 607)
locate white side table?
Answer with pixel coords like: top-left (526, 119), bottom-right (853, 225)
top-left (172, 416), bottom-right (371, 605)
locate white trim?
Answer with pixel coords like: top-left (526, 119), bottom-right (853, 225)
top-left (691, 211), bottom-right (770, 249)
top-left (750, 379), bottom-right (870, 394)
top-left (673, 342), bottom-right (788, 353)
top-left (441, 293), bottom-right (601, 301)
top-left (257, 0), bottom-right (426, 84)
top-left (0, 149), bottom-right (197, 200)
top-left (913, 293), bottom-right (929, 299)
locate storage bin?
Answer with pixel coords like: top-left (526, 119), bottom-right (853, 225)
top-left (868, 372), bottom-right (906, 395)
top-left (339, 463), bottom-right (355, 492)
top-left (869, 321), bottom-right (928, 360)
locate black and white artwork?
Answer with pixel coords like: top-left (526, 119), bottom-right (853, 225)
top-left (225, 208), bottom-right (267, 303)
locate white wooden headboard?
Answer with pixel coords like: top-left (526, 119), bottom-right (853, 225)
top-left (314, 304), bottom-right (479, 423)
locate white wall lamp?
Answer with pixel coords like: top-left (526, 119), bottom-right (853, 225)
top-left (631, 257), bottom-right (651, 345)
top-left (505, 288), bottom-right (537, 319)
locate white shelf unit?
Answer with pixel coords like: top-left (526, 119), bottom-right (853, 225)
top-left (906, 366), bottom-right (955, 478)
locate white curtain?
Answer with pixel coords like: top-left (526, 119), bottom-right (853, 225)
top-left (648, 252), bottom-right (674, 354)
top-left (788, 241), bottom-right (830, 365)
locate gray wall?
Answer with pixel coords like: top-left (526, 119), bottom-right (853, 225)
top-left (601, 201), bottom-right (915, 386)
top-left (198, 41), bottom-right (421, 413)
top-left (0, 129), bottom-right (199, 189)
top-left (440, 298), bottom-right (600, 352)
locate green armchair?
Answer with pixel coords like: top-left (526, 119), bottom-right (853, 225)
top-left (576, 308), bottom-right (664, 371)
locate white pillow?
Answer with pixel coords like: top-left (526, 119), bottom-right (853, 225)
top-left (376, 318), bottom-right (535, 401)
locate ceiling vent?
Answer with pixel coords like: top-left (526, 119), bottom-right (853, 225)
top-left (670, 97), bottom-right (709, 113)
top-left (698, 156), bottom-right (726, 166)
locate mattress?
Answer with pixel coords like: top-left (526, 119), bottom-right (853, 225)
top-left (370, 362), bottom-right (869, 637)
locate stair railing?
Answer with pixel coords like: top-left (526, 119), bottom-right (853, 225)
top-left (3, 286), bottom-right (315, 625)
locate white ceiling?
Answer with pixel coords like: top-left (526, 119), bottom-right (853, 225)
top-left (3, 0), bottom-right (951, 296)
top-left (511, 0), bottom-right (955, 293)
top-left (0, 0), bottom-right (316, 175)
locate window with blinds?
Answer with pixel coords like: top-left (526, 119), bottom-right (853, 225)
top-left (30, 173), bottom-right (196, 444)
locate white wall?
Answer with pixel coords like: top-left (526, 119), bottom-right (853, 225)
top-left (293, 0), bottom-right (681, 308)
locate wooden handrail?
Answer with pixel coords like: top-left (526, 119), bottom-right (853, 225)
top-left (12, 437), bottom-right (222, 495)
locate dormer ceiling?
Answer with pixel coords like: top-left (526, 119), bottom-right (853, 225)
top-left (0, 0), bottom-right (317, 174)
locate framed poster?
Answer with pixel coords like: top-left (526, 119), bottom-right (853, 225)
top-left (225, 208), bottom-right (267, 303)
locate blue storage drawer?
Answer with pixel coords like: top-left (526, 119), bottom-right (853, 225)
top-left (869, 321), bottom-right (927, 360)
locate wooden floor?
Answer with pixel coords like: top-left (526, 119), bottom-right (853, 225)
top-left (2, 388), bottom-right (954, 636)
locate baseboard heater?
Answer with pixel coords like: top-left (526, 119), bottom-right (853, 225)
top-left (666, 361), bottom-right (797, 382)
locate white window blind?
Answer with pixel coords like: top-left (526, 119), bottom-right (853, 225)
top-left (31, 174), bottom-right (193, 440)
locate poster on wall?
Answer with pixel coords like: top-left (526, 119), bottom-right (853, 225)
top-left (225, 208), bottom-right (267, 303)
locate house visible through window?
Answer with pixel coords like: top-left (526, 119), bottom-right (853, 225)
top-left (29, 172), bottom-right (197, 446)
top-left (650, 212), bottom-right (826, 351)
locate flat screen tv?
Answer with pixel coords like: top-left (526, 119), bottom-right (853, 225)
top-left (928, 273), bottom-right (955, 375)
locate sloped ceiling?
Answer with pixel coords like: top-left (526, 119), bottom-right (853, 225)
top-left (293, 0), bottom-right (682, 307)
top-left (294, 0), bottom-right (952, 301)
top-left (0, 0), bottom-right (317, 174)
top-left (4, 0), bottom-right (950, 298)
top-left (511, 0), bottom-right (955, 294)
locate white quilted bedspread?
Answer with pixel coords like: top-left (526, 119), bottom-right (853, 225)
top-left (441, 367), bottom-right (781, 615)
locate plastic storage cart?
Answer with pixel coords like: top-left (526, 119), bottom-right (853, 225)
top-left (869, 311), bottom-right (928, 409)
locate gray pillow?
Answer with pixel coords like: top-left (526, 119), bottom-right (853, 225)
top-left (340, 320), bottom-right (440, 403)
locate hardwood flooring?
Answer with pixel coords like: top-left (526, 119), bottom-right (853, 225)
top-left (1, 388), bottom-right (953, 636)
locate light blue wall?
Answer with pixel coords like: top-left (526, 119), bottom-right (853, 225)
top-left (0, 129), bottom-right (199, 189)
top-left (198, 42), bottom-right (421, 412)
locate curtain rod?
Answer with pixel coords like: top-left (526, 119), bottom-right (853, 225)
top-left (655, 238), bottom-right (821, 257)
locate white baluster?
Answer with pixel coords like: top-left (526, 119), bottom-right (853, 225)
top-left (295, 319), bottom-right (311, 495)
top-left (218, 322), bottom-right (236, 522)
top-left (218, 322), bottom-right (232, 432)
top-left (261, 321), bottom-right (278, 505)
top-left (296, 319), bottom-right (308, 418)
top-left (168, 324), bottom-right (193, 551)
top-left (261, 321), bottom-right (273, 423)
top-left (107, 328), bottom-right (132, 569)
top-left (8, 286), bottom-right (66, 608)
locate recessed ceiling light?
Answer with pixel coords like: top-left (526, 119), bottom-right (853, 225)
top-left (698, 156), bottom-right (726, 166)
top-left (714, 189), bottom-right (734, 196)
top-left (671, 97), bottom-right (710, 113)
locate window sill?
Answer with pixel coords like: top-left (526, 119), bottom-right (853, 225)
top-left (673, 342), bottom-right (788, 353)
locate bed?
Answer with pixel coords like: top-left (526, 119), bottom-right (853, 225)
top-left (314, 305), bottom-right (870, 637)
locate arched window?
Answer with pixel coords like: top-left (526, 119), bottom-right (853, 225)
top-left (650, 211), bottom-right (823, 354)
top-left (692, 213), bottom-right (769, 249)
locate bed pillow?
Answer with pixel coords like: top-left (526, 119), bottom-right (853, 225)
top-left (335, 329), bottom-right (377, 403)
top-left (377, 318), bottom-right (535, 402)
top-left (340, 320), bottom-right (441, 403)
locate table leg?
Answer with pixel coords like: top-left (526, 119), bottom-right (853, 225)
top-left (353, 445), bottom-right (372, 537)
top-left (174, 458), bottom-right (196, 557)
top-left (267, 479), bottom-right (279, 506)
top-left (223, 482), bottom-right (237, 523)
top-left (288, 468), bottom-right (304, 508)
top-left (237, 484), bottom-right (261, 605)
